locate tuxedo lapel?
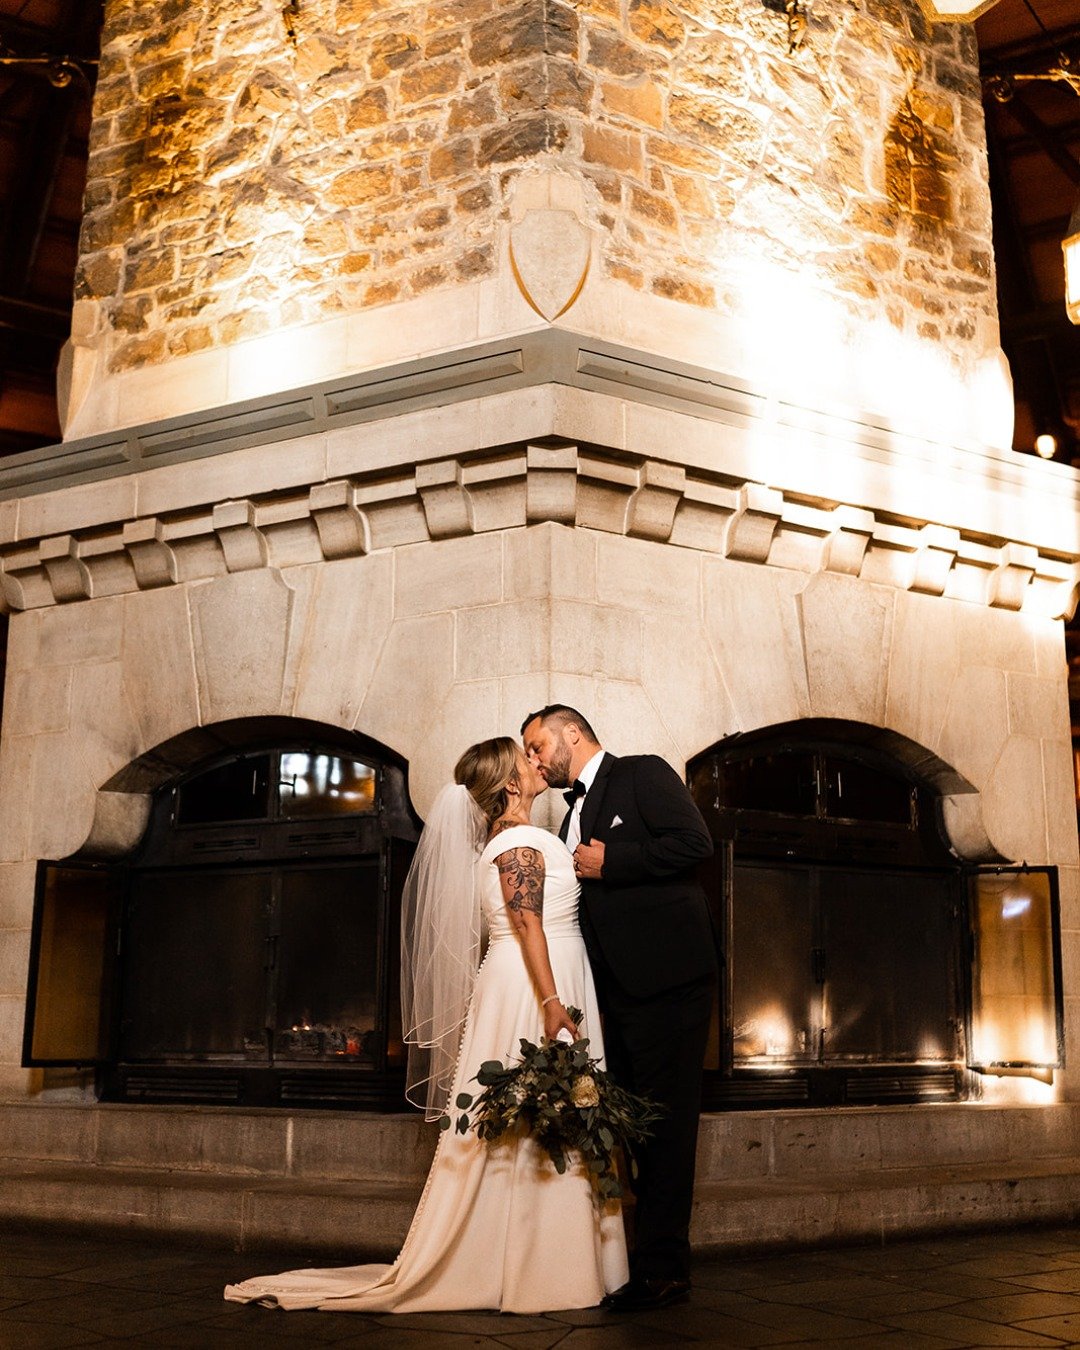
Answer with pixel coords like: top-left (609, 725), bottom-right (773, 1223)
top-left (578, 752), bottom-right (615, 843)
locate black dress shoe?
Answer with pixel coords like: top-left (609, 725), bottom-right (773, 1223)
top-left (602, 1277), bottom-right (691, 1311)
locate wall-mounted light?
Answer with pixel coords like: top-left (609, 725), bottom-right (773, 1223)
top-left (0, 48), bottom-right (93, 89)
top-left (1035, 432), bottom-right (1058, 459)
top-left (1065, 202), bottom-right (1080, 326)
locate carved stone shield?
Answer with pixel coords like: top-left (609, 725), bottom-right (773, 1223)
top-left (509, 208), bottom-right (591, 321)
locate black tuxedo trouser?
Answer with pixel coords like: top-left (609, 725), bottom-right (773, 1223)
top-left (593, 962), bottom-right (714, 1283)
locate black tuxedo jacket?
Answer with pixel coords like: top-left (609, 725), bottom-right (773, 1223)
top-left (561, 752), bottom-right (717, 998)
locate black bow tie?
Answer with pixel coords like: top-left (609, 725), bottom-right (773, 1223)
top-left (563, 780), bottom-right (587, 808)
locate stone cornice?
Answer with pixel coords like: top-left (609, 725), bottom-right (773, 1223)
top-left (2, 332), bottom-right (1079, 616)
top-left (1, 438), bottom-right (1077, 619)
top-left (1, 330), bottom-right (1071, 506)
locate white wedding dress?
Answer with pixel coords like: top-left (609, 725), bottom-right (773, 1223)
top-left (224, 824), bottom-right (628, 1313)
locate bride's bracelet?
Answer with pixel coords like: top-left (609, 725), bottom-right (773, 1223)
top-left (541, 994), bottom-right (561, 1007)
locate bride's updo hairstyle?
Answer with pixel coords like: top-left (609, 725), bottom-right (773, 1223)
top-left (454, 737), bottom-right (520, 826)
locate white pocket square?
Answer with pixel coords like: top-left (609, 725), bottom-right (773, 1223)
top-left (610, 815), bottom-right (623, 827)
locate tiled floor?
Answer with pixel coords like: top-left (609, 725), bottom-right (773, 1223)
top-left (4, 1224), bottom-right (1080, 1347)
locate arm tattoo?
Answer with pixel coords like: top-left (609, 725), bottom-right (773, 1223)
top-left (497, 846), bottom-right (545, 917)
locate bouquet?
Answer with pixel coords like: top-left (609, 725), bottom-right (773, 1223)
top-left (441, 1008), bottom-right (662, 1200)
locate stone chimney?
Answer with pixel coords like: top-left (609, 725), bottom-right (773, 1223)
top-left (63, 0), bottom-right (1009, 446)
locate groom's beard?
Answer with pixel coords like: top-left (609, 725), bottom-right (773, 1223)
top-left (543, 743), bottom-right (572, 790)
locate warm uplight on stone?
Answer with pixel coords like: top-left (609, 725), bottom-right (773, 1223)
top-left (65, 0), bottom-right (1004, 445)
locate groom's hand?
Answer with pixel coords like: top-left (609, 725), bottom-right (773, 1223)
top-left (574, 839), bottom-right (605, 880)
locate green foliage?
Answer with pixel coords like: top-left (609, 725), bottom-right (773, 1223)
top-left (452, 1008), bottom-right (663, 1201)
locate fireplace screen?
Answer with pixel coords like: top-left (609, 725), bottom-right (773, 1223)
top-left (691, 725), bottom-right (1064, 1109)
top-left (23, 736), bottom-right (418, 1109)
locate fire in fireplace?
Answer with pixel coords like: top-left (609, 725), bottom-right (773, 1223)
top-left (689, 721), bottom-right (1064, 1109)
top-left (23, 725), bottom-right (419, 1109)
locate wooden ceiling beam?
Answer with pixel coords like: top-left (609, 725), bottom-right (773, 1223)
top-left (996, 92), bottom-right (1080, 188)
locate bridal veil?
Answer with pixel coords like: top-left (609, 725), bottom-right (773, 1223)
top-left (399, 782), bottom-right (487, 1120)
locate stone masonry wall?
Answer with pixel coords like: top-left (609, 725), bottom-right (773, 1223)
top-left (74, 0), bottom-right (996, 379)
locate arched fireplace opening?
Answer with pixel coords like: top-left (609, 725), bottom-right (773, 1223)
top-left (23, 718), bottom-right (420, 1110)
top-left (689, 720), bottom-right (1065, 1111)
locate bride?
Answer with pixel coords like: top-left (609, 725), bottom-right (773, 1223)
top-left (225, 736), bottom-right (629, 1313)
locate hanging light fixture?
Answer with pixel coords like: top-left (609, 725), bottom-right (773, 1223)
top-left (1065, 201), bottom-right (1080, 325)
top-left (914, 0), bottom-right (1005, 20)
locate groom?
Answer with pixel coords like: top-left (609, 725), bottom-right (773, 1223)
top-left (520, 704), bottom-right (717, 1312)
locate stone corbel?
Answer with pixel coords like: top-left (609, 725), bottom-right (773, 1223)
top-left (212, 500), bottom-right (267, 572)
top-left (526, 443), bottom-right (577, 524)
top-left (122, 518), bottom-right (178, 589)
top-left (668, 479), bottom-right (741, 552)
top-left (40, 534), bottom-right (93, 602)
top-left (723, 484), bottom-right (783, 563)
top-left (987, 542), bottom-right (1037, 612)
top-left (309, 480), bottom-right (368, 559)
top-left (417, 460), bottom-right (470, 539)
top-left (823, 506), bottom-right (875, 576)
top-left (461, 453), bottom-right (528, 534)
top-left (911, 524), bottom-right (959, 596)
top-left (575, 454), bottom-right (641, 534)
top-left (626, 461), bottom-right (686, 543)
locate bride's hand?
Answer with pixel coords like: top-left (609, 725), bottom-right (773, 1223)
top-left (543, 999), bottom-right (578, 1042)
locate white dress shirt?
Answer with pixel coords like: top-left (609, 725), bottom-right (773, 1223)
top-left (565, 749), bottom-right (604, 855)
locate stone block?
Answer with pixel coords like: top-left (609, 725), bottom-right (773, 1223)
top-left (68, 660), bottom-right (144, 787)
top-left (876, 1107), bottom-right (1013, 1170)
top-left (1034, 620), bottom-right (1068, 681)
top-left (0, 736), bottom-right (35, 863)
top-left (95, 1106), bottom-right (289, 1176)
top-left (16, 477), bottom-right (139, 544)
top-left (34, 597), bottom-right (124, 667)
top-left (591, 679), bottom-right (683, 764)
top-left (770, 1111), bottom-right (884, 1178)
top-left (937, 664), bottom-right (1009, 789)
top-left (2, 667), bottom-right (72, 737)
top-left (641, 610), bottom-right (737, 760)
top-left (121, 586), bottom-right (200, 750)
top-left (499, 672), bottom-right (551, 746)
top-left (549, 524), bottom-right (597, 601)
top-left (135, 432), bottom-right (327, 519)
top-left (25, 731), bottom-right (98, 861)
top-left (883, 590), bottom-right (960, 756)
top-left (393, 533), bottom-right (504, 618)
top-left (980, 735), bottom-right (1050, 865)
top-left (954, 603), bottom-right (1038, 676)
top-left (239, 1181), bottom-right (413, 1257)
top-left (191, 570), bottom-right (294, 723)
top-left (0, 927), bottom-right (30, 998)
top-left (549, 599), bottom-right (640, 681)
top-left (355, 613), bottom-right (456, 768)
top-left (595, 533), bottom-right (700, 615)
top-left (1042, 739), bottom-right (1080, 866)
top-left (0, 992), bottom-right (27, 1067)
top-left (3, 611), bottom-right (40, 673)
top-left (0, 862), bottom-right (36, 929)
top-left (292, 553), bottom-right (394, 729)
top-left (798, 572), bottom-right (892, 724)
top-left (1007, 673), bottom-right (1071, 742)
top-left (0, 1103), bottom-right (97, 1160)
top-left (455, 600), bottom-right (551, 680)
top-left (703, 559), bottom-right (809, 732)
top-left (289, 1113), bottom-right (435, 1182)
top-left (413, 679), bottom-right (505, 816)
